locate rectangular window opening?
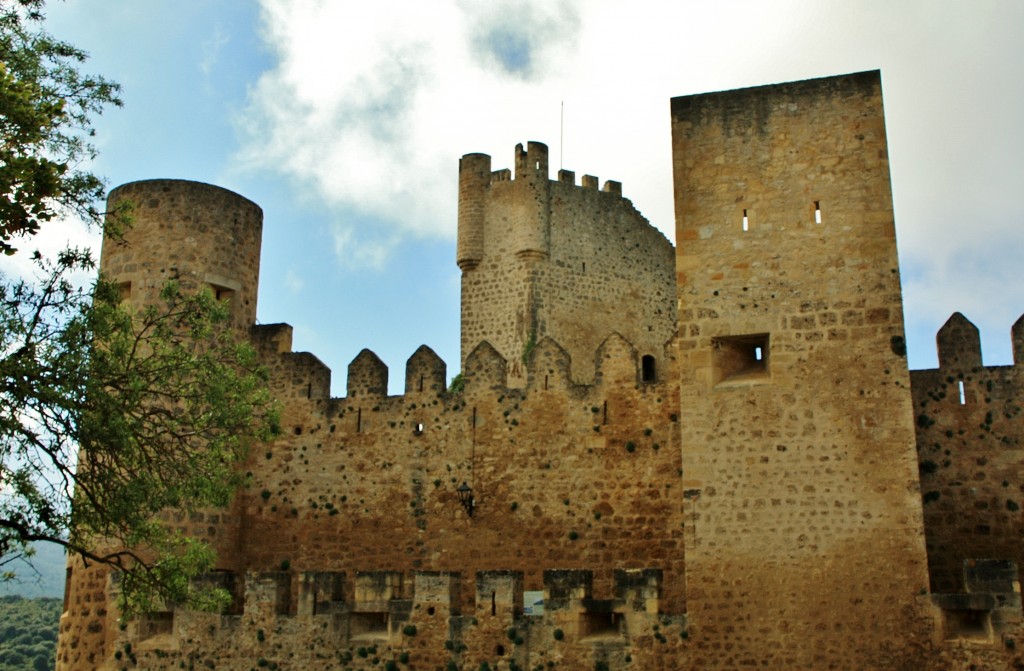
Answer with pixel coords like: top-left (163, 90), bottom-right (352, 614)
top-left (139, 611), bottom-right (174, 640)
top-left (117, 281), bottom-right (132, 303)
top-left (943, 608), bottom-right (992, 642)
top-left (742, 209), bottom-right (749, 232)
top-left (579, 610), bottom-right (621, 639)
top-left (211, 284), bottom-right (235, 302)
top-left (712, 333), bottom-right (770, 386)
top-left (641, 355), bottom-right (657, 383)
top-left (958, 380), bottom-right (966, 405)
top-left (814, 201), bottom-right (822, 224)
top-left (349, 612), bottom-right (390, 641)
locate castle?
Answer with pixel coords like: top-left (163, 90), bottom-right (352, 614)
top-left (55, 71), bottom-right (1024, 670)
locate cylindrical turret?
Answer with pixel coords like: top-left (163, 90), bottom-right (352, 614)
top-left (512, 142), bottom-right (551, 260)
top-left (101, 179), bottom-right (263, 335)
top-left (457, 153), bottom-right (490, 271)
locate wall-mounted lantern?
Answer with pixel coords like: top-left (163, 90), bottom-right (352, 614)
top-left (456, 481), bottom-right (474, 517)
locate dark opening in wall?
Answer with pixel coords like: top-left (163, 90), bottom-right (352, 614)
top-left (579, 611), bottom-right (621, 639)
top-left (210, 284), bottom-right (235, 302)
top-left (63, 567), bottom-right (71, 612)
top-left (414, 422), bottom-right (424, 436)
top-left (117, 281), bottom-right (131, 303)
top-left (814, 201), bottom-right (822, 224)
top-left (350, 612), bottom-right (389, 641)
top-left (943, 609), bottom-right (992, 642)
top-left (138, 611), bottom-right (174, 640)
top-left (641, 355), bottom-right (657, 383)
top-left (712, 333), bottom-right (770, 386)
top-left (274, 573), bottom-right (293, 615)
top-left (311, 572), bottom-right (345, 615)
top-left (958, 380), bottom-right (966, 405)
top-left (742, 208), bottom-right (749, 232)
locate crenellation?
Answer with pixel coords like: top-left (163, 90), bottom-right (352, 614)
top-left (251, 322), bottom-right (293, 355)
top-left (937, 312), bottom-right (984, 370)
top-left (404, 344), bottom-right (447, 396)
top-left (346, 348), bottom-right (389, 398)
top-left (61, 71), bottom-right (1024, 671)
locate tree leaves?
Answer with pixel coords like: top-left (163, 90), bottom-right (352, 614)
top-left (0, 0), bottom-right (122, 254)
top-left (1, 252), bottom-right (280, 615)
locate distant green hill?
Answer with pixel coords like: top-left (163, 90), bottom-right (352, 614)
top-left (0, 543), bottom-right (66, 599)
top-left (0, 596), bottom-right (61, 671)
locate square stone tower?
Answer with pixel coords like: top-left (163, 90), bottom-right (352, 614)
top-left (457, 142), bottom-right (676, 386)
top-left (671, 71), bottom-right (936, 667)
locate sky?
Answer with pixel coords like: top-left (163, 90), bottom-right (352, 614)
top-left (5, 0), bottom-right (1023, 395)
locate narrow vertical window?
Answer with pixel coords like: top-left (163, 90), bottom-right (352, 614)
top-left (754, 346), bottom-right (763, 361)
top-left (958, 380), bottom-right (966, 405)
top-left (357, 407), bottom-right (363, 433)
top-left (63, 567), bottom-right (72, 612)
top-left (814, 201), bottom-right (822, 224)
top-left (641, 355), bottom-right (657, 383)
top-left (742, 209), bottom-right (749, 232)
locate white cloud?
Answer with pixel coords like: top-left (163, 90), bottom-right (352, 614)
top-left (200, 25), bottom-right (230, 76)
top-left (284, 269), bottom-right (304, 294)
top-left (0, 216), bottom-right (102, 290)
top-left (235, 0), bottom-right (1024, 361)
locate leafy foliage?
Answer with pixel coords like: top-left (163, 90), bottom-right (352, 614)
top-left (0, 595), bottom-right (60, 671)
top-left (1, 251), bottom-right (280, 614)
top-left (0, 0), bottom-right (122, 254)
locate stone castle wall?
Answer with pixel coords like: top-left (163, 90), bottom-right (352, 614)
top-left (912, 313), bottom-right (1024, 593)
top-left (56, 72), bottom-right (1024, 671)
top-left (670, 70), bottom-right (937, 668)
top-left (458, 142), bottom-right (676, 387)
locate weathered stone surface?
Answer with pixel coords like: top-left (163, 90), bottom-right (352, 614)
top-left (57, 72), bottom-right (1024, 671)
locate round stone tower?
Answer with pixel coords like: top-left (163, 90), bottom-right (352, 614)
top-left (101, 179), bottom-right (263, 335)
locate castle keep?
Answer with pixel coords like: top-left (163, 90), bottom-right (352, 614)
top-left (57, 71), bottom-right (1024, 670)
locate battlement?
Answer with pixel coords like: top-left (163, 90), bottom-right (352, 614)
top-left (460, 141), bottom-right (628, 196)
top-left (257, 330), bottom-right (674, 406)
top-left (914, 312), bottom-right (1024, 371)
top-left (62, 71), bottom-right (1024, 671)
top-left (457, 141), bottom-right (676, 387)
top-left (910, 314), bottom-right (1024, 596)
top-left (115, 567), bottom-right (674, 660)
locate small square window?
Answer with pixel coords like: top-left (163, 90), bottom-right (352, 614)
top-left (211, 284), bottom-right (235, 302)
top-left (712, 333), bottom-right (770, 386)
